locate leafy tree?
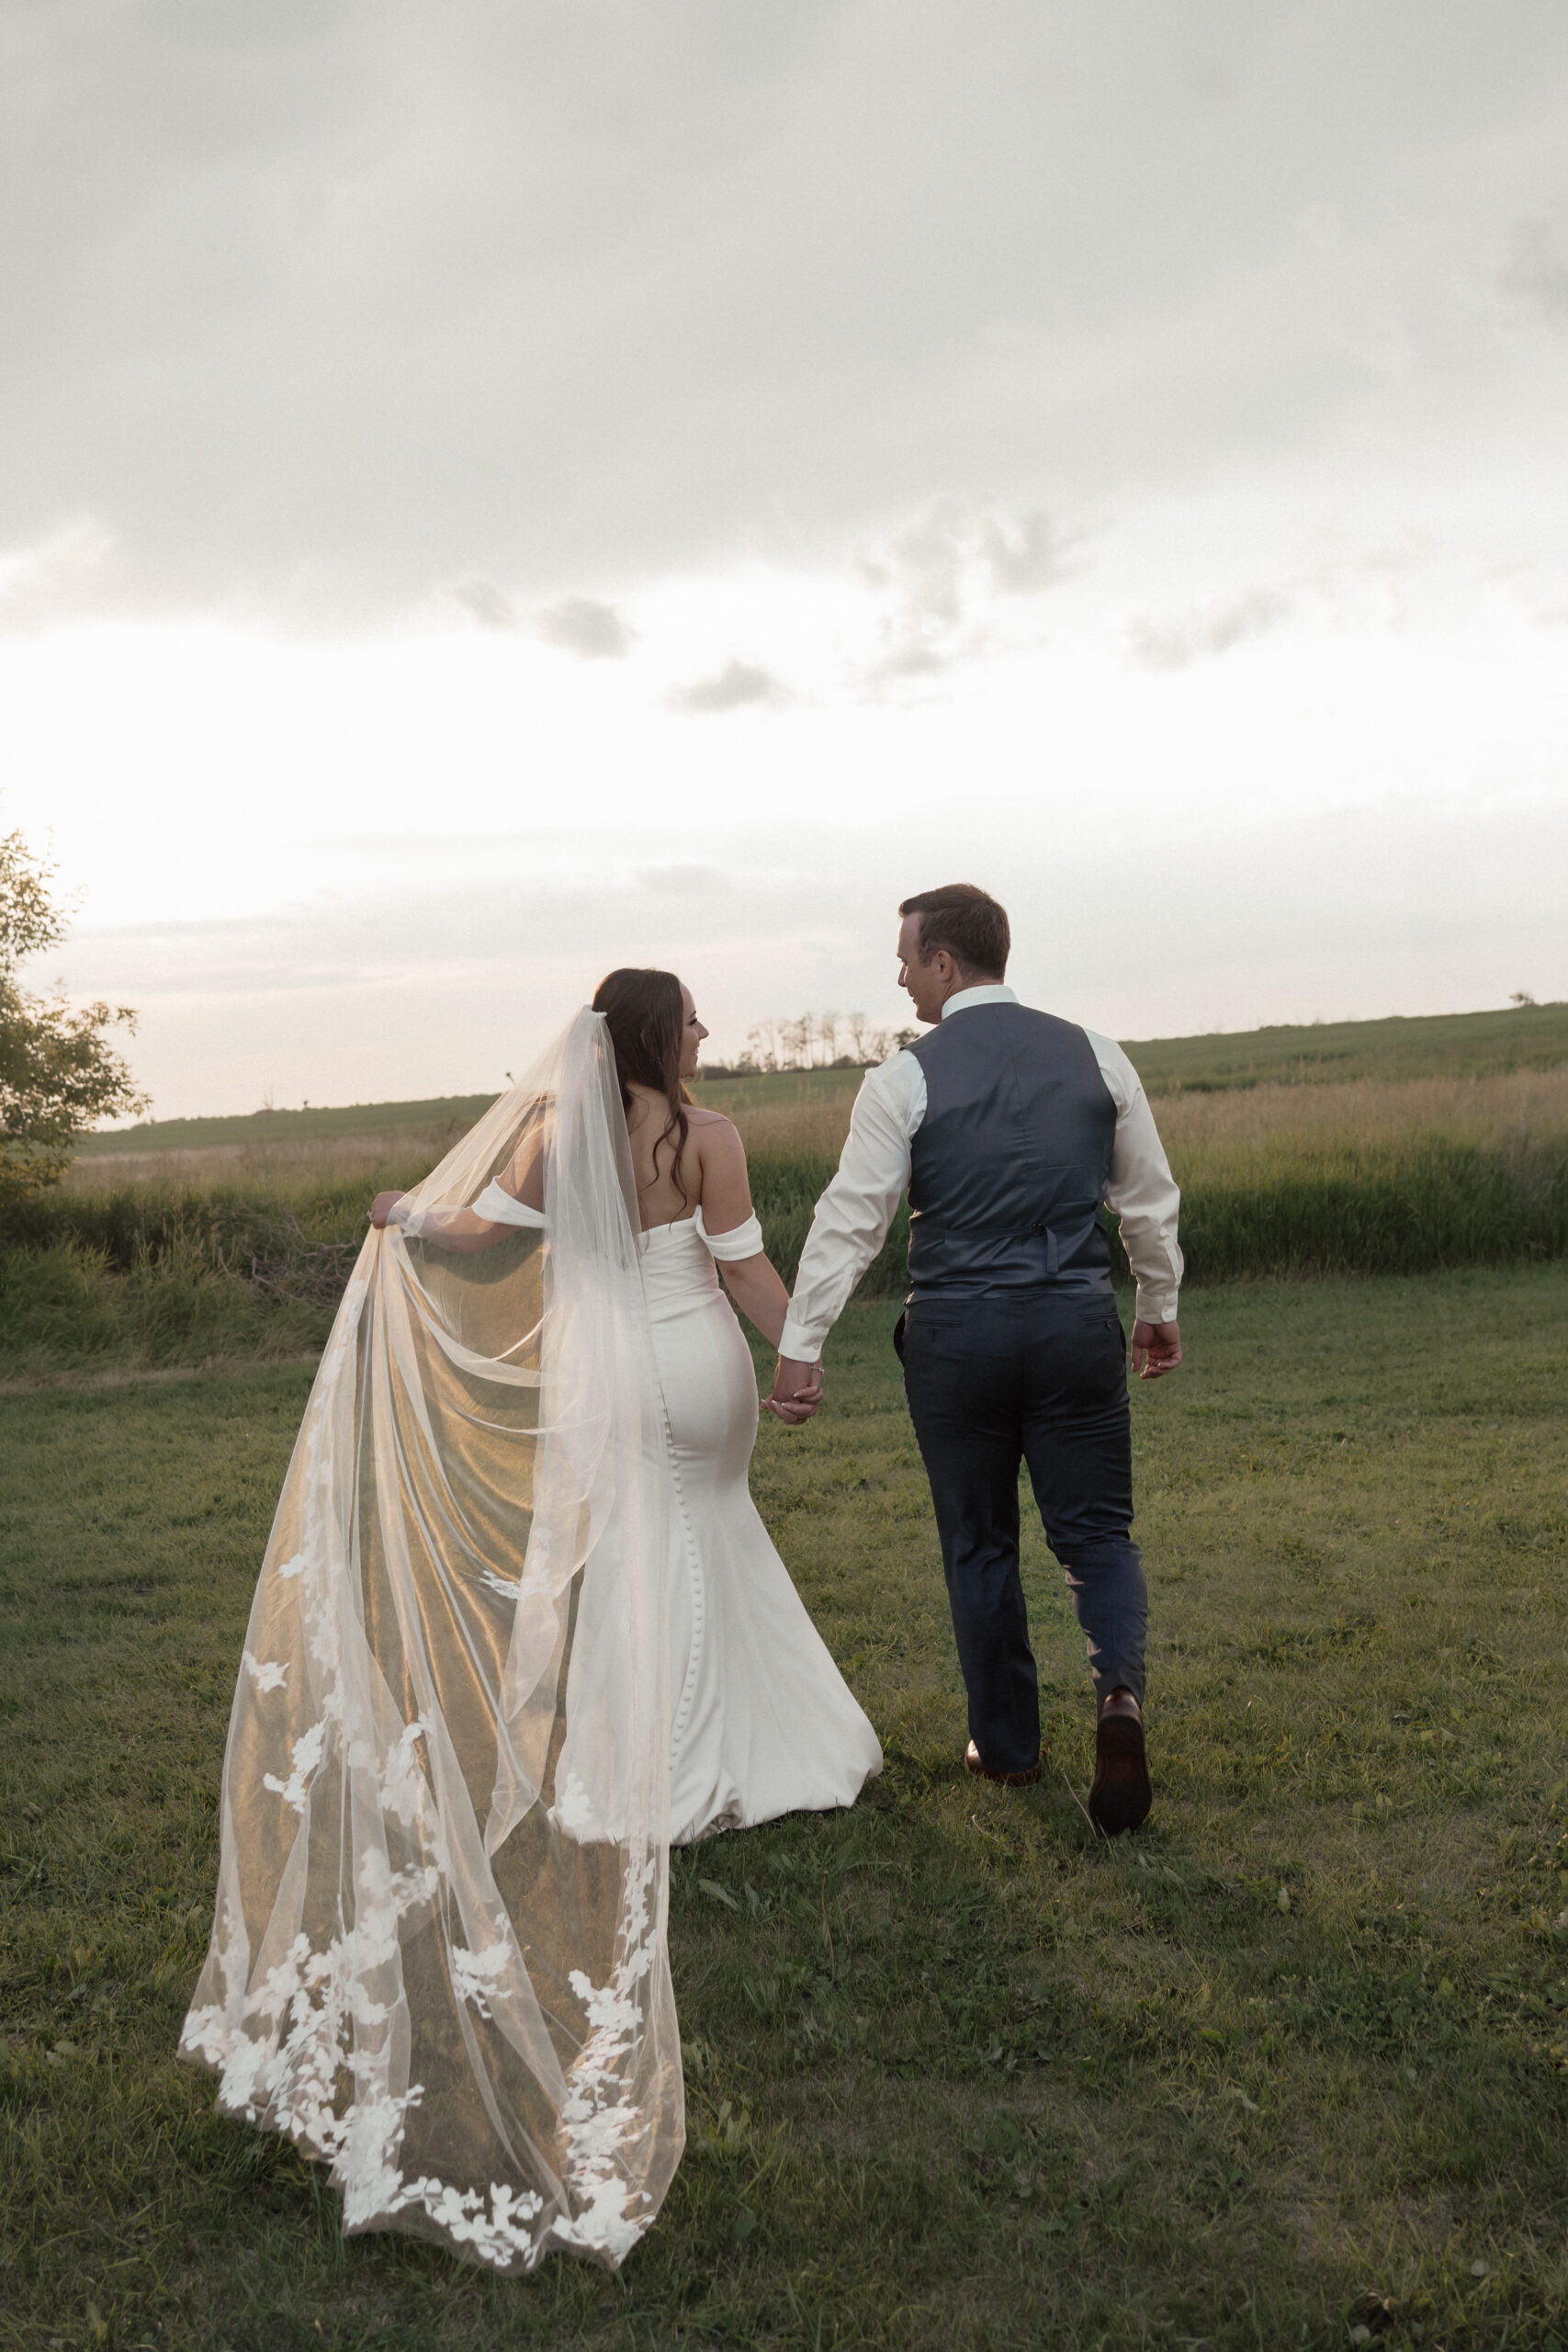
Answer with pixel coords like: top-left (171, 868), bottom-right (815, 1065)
top-left (0, 829), bottom-right (148, 1201)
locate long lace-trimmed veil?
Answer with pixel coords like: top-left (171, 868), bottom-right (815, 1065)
top-left (181, 1008), bottom-right (682, 2272)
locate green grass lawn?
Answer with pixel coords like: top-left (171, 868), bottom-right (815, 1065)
top-left (3, 1267), bottom-right (1567, 2349)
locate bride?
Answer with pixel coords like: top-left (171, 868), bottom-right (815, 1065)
top-left (180, 971), bottom-right (881, 2276)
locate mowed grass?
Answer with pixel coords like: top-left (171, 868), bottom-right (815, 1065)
top-left (4, 1267), bottom-right (1568, 2349)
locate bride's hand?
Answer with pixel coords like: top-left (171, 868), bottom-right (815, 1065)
top-left (369, 1192), bottom-right (405, 1229)
top-left (766, 1355), bottom-right (823, 1425)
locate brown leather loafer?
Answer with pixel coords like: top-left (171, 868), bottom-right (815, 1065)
top-left (964, 1739), bottom-right (1043, 1788)
top-left (1088, 1704), bottom-right (1151, 1834)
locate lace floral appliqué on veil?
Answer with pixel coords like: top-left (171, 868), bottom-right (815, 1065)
top-left (181, 1012), bottom-right (682, 2273)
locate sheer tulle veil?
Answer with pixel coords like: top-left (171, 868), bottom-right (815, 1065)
top-left (181, 1008), bottom-right (683, 2271)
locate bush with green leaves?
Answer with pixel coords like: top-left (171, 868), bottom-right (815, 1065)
top-left (0, 828), bottom-right (147, 1203)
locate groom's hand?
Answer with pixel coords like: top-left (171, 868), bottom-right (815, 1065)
top-left (766, 1355), bottom-right (823, 1425)
top-left (1131, 1319), bottom-right (1181, 1380)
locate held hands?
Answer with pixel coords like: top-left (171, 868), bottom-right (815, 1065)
top-left (369, 1192), bottom-right (405, 1229)
top-left (766, 1354), bottom-right (823, 1426)
top-left (1131, 1319), bottom-right (1181, 1380)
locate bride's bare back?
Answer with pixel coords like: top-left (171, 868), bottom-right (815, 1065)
top-left (625, 1090), bottom-right (749, 1232)
top-left (610, 979), bottom-right (747, 1235)
top-left (371, 973), bottom-right (815, 1415)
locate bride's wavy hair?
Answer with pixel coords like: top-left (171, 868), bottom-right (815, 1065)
top-left (592, 967), bottom-right (693, 1205)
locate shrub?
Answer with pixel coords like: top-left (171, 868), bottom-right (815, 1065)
top-left (0, 830), bottom-right (148, 1203)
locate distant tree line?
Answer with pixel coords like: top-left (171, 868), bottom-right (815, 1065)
top-left (701, 1012), bottom-right (919, 1080)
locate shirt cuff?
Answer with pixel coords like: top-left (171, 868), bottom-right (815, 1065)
top-left (777, 1312), bottom-right (822, 1364)
top-left (1134, 1285), bottom-right (1180, 1326)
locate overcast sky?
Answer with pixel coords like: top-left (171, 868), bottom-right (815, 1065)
top-left (5, 0), bottom-right (1567, 1116)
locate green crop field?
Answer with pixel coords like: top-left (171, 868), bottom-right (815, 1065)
top-left (1122, 1001), bottom-right (1568, 1094)
top-left (6, 1038), bottom-right (1565, 1385)
top-left (3, 1267), bottom-right (1566, 2348)
top-left (71, 1095), bottom-right (502, 1158)
top-left (67, 1001), bottom-right (1568, 1168)
top-left (32, 1009), bottom-right (1560, 1370)
top-left (0, 997), bottom-right (1561, 1392)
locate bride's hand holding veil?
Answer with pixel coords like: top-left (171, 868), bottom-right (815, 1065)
top-left (373, 1051), bottom-right (818, 1414)
top-left (369, 1141), bottom-right (546, 1248)
top-left (368, 1188), bottom-right (520, 1250)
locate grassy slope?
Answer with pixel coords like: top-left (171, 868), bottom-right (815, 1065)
top-left (72, 1096), bottom-right (502, 1157)
top-left (71, 1002), bottom-right (1568, 1159)
top-left (4, 1267), bottom-right (1567, 2349)
top-left (1122, 1001), bottom-right (1568, 1092)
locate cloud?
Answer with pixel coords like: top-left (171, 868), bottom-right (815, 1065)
top-left (446, 575), bottom-right (517, 630)
top-left (852, 499), bottom-right (1072, 685)
top-left (55, 791), bottom-right (1568, 1121)
top-left (446, 582), bottom-right (635, 656)
top-left (0, 517), bottom-right (114, 627)
top-left (1128, 587), bottom-right (1296, 671)
top-left (979, 510), bottom-right (1067, 595)
top-left (534, 596), bottom-right (634, 659)
top-left (669, 660), bottom-right (788, 713)
top-left (1501, 198), bottom-right (1568, 326)
top-left (858, 502), bottom-right (967, 629)
top-left (637, 863), bottom-right (724, 894)
top-left (5, 5), bottom-right (1566, 624)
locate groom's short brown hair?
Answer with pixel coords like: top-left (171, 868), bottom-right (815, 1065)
top-left (898, 884), bottom-right (1010, 979)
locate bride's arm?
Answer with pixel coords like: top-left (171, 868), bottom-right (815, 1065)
top-left (716, 1252), bottom-right (791, 1348)
top-left (368, 1138), bottom-right (547, 1252)
top-left (692, 1118), bottom-right (793, 1349)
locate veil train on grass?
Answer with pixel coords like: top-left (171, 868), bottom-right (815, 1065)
top-left (181, 1008), bottom-right (683, 2273)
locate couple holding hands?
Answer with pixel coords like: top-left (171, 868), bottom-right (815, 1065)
top-left (183, 880), bottom-right (1182, 2275)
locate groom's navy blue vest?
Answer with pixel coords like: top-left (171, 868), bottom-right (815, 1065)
top-left (905, 1003), bottom-right (1117, 1297)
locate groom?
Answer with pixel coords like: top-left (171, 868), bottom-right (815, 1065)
top-left (770, 884), bottom-right (1183, 1832)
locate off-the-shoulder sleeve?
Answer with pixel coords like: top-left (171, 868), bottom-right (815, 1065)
top-left (472, 1180), bottom-right (548, 1229)
top-left (694, 1205), bottom-right (764, 1261)
top-left (390, 1182), bottom-right (547, 1239)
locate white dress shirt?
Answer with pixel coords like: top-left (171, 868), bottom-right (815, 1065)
top-left (777, 985), bottom-right (1183, 1363)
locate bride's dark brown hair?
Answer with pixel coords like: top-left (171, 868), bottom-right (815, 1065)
top-left (592, 967), bottom-right (693, 1205)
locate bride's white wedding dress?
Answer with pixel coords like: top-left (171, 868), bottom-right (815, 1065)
top-left (181, 1010), bottom-right (877, 2278)
top-left (644, 1210), bottom-right (881, 1844)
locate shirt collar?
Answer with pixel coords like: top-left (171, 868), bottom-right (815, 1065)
top-left (940, 984), bottom-right (1018, 1020)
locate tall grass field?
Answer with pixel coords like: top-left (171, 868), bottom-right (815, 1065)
top-left (6, 1006), bottom-right (1565, 1380)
